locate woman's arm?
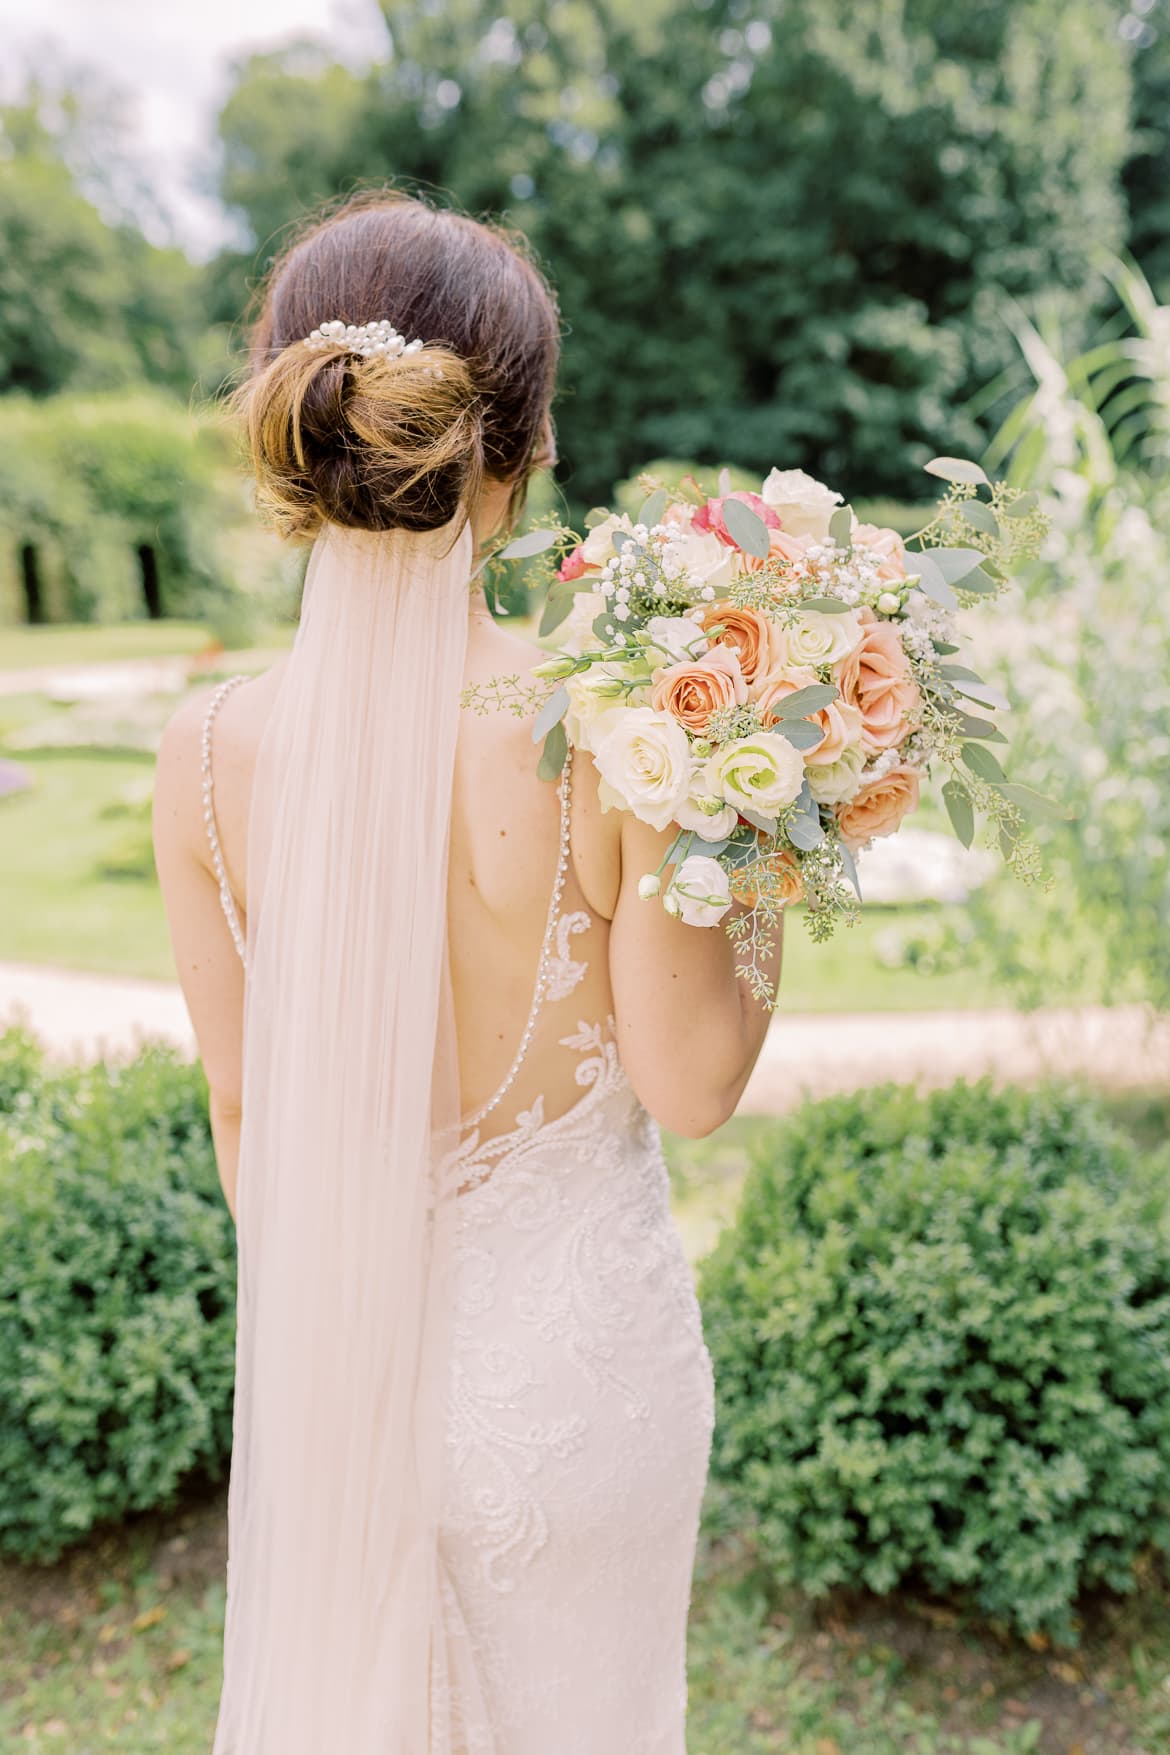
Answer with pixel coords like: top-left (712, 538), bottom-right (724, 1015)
top-left (152, 694), bottom-right (245, 1220)
top-left (607, 812), bottom-right (781, 1139)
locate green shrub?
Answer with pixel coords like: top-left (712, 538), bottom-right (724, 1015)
top-left (699, 1081), bottom-right (1170, 1641)
top-left (0, 1028), bottom-right (236, 1562)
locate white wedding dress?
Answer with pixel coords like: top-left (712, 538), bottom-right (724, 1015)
top-left (203, 683), bottom-right (715, 1754)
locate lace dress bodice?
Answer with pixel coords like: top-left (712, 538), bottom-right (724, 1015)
top-left (201, 680), bottom-right (715, 1754)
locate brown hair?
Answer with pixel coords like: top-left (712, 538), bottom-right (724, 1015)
top-left (235, 191), bottom-right (560, 539)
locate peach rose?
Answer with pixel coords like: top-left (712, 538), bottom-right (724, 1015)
top-left (693, 490), bottom-right (782, 549)
top-left (853, 522), bottom-right (909, 585)
top-left (735, 525), bottom-right (814, 576)
top-left (755, 669), bottom-right (864, 765)
top-left (700, 601), bottom-right (785, 685)
top-left (732, 849), bottom-right (805, 909)
top-left (833, 607), bottom-right (920, 752)
top-left (650, 643), bottom-right (747, 733)
top-left (836, 764), bottom-right (921, 848)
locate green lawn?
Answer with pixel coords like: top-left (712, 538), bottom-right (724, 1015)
top-left (2, 1476), bottom-right (1166, 1754)
top-left (0, 622), bottom-right (218, 673)
top-left (0, 742), bottom-right (1012, 1002)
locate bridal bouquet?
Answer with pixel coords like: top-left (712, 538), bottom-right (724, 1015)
top-left (467, 460), bottom-right (1050, 999)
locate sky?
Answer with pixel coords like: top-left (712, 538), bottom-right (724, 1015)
top-left (2, 0), bottom-right (390, 256)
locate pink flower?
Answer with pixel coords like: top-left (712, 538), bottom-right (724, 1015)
top-left (556, 544), bottom-right (590, 582)
top-left (693, 491), bottom-right (782, 550)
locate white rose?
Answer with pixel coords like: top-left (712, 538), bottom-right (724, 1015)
top-left (581, 512), bottom-right (634, 567)
top-left (674, 791), bottom-right (738, 841)
top-left (785, 608), bottom-right (864, 668)
top-left (560, 588), bottom-right (606, 656)
top-left (805, 741), bottom-right (866, 805)
top-left (704, 732), bottom-right (805, 818)
top-left (643, 614), bottom-right (708, 665)
top-left (564, 665), bottom-right (630, 754)
top-left (760, 468), bottom-right (843, 542)
top-left (661, 528), bottom-right (734, 595)
top-left (668, 854), bottom-right (733, 928)
top-left (593, 708), bottom-right (694, 831)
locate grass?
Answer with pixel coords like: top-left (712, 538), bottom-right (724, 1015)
top-left (0, 622), bottom-right (220, 673)
top-left (2, 1475), bottom-right (1167, 1754)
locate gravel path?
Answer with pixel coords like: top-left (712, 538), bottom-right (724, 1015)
top-left (3, 962), bottom-right (1166, 1113)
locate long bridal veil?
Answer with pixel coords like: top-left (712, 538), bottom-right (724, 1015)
top-left (212, 517), bottom-right (473, 1753)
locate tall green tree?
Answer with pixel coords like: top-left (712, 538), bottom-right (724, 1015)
top-left (0, 96), bottom-right (203, 398)
top-left (214, 0), bottom-right (1131, 504)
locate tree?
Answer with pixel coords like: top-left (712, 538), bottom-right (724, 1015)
top-left (212, 0), bottom-right (1131, 506)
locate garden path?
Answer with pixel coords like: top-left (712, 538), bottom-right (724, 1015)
top-left (2, 960), bottom-right (1165, 1112)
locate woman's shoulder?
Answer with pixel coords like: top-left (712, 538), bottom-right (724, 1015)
top-left (154, 664), bottom-right (286, 857)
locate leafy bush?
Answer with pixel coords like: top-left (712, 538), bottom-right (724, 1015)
top-left (699, 1081), bottom-right (1170, 1641)
top-left (0, 1028), bottom-right (236, 1562)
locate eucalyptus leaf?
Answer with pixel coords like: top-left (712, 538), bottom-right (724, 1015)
top-left (954, 711), bottom-right (1007, 744)
top-left (932, 641), bottom-right (960, 655)
top-left (584, 507), bottom-right (611, 528)
top-left (961, 500), bottom-right (999, 538)
top-left (499, 527), bottom-right (560, 561)
top-left (722, 496), bottom-right (771, 559)
top-left (786, 784), bottom-right (825, 850)
top-left (942, 778), bottom-right (975, 848)
top-left (799, 595), bottom-right (854, 614)
top-left (612, 528), bottom-right (636, 553)
top-left (775, 719), bottom-right (827, 751)
top-left (955, 678), bottom-right (1010, 712)
top-left (961, 741), bottom-right (1007, 784)
top-left (829, 505), bottom-right (854, 549)
top-left (773, 683), bottom-right (839, 718)
top-left (913, 553), bottom-right (959, 610)
top-left (940, 663), bottom-right (985, 685)
top-left (691, 835), bottom-right (732, 856)
top-left (532, 683), bottom-right (570, 744)
top-left (539, 591), bottom-right (576, 637)
top-left (956, 567), bottom-right (998, 597)
top-left (1004, 491), bottom-right (1038, 518)
top-left (996, 783), bottom-right (1070, 824)
top-left (638, 488), bottom-right (667, 528)
top-left (926, 547), bottom-right (987, 586)
top-left (592, 611), bottom-right (616, 641)
top-left (924, 456), bottom-right (990, 488)
top-left (722, 837), bottom-right (763, 871)
top-left (838, 839), bottom-right (862, 900)
top-left (739, 807), bottom-right (778, 836)
top-left (537, 720), bottom-right (568, 781)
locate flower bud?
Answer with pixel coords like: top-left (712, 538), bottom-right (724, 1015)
top-left (691, 738), bottom-right (713, 758)
top-left (876, 591), bottom-right (902, 616)
top-left (591, 677), bottom-right (626, 698)
top-left (662, 890), bottom-right (682, 919)
top-left (637, 873), bottom-right (661, 900)
top-left (532, 655), bottom-right (578, 681)
top-left (697, 794), bottom-right (725, 817)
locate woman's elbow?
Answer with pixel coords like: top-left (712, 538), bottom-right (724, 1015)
top-left (633, 1074), bottom-right (743, 1140)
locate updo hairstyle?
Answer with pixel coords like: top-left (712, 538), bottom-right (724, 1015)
top-left (235, 191), bottom-right (560, 538)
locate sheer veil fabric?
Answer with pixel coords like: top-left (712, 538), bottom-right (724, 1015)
top-left (212, 518), bottom-right (473, 1753)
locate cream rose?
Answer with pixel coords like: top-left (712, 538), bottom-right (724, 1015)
top-left (593, 708), bottom-right (693, 831)
top-left (755, 668), bottom-right (865, 765)
top-left (564, 665), bottom-right (628, 754)
top-left (833, 607), bottom-right (921, 752)
top-left (836, 764), bottom-right (921, 848)
top-left (560, 588), bottom-right (607, 657)
top-left (668, 854), bottom-right (733, 928)
top-left (804, 741), bottom-right (866, 806)
top-left (704, 732), bottom-right (805, 818)
top-left (580, 512), bottom-right (635, 567)
top-left (784, 608), bottom-right (864, 669)
top-left (644, 614), bottom-right (709, 665)
top-left (650, 644), bottom-right (747, 734)
top-left (661, 528), bottom-right (735, 595)
top-left (761, 468), bottom-right (843, 541)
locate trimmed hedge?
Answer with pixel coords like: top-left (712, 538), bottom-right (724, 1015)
top-left (699, 1081), bottom-right (1170, 1641)
top-left (0, 1028), bottom-right (236, 1562)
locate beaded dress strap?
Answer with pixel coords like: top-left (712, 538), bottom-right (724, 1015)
top-left (463, 747), bottom-right (575, 1130)
top-left (200, 674), bottom-right (249, 968)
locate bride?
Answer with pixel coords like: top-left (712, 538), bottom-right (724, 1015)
top-left (153, 191), bottom-right (778, 1755)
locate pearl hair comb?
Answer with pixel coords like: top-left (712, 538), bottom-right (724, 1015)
top-left (303, 319), bottom-right (426, 360)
